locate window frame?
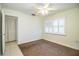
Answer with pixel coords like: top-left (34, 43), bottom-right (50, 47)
top-left (44, 17), bottom-right (66, 35)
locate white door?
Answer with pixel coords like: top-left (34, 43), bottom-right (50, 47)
top-left (5, 15), bottom-right (17, 42)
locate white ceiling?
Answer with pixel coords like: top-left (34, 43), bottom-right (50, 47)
top-left (1, 3), bottom-right (79, 16)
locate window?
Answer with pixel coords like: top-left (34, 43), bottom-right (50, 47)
top-left (45, 17), bottom-right (65, 35)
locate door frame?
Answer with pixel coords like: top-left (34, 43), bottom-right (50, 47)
top-left (5, 15), bottom-right (18, 43)
top-left (0, 10), bottom-right (2, 55)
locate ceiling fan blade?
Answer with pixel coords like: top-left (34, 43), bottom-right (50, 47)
top-left (47, 8), bottom-right (57, 10)
top-left (34, 5), bottom-right (42, 10)
top-left (36, 10), bottom-right (41, 14)
top-left (44, 3), bottom-right (50, 8)
top-left (37, 11), bottom-right (41, 13)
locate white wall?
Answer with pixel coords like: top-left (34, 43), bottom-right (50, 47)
top-left (3, 8), bottom-right (43, 44)
top-left (43, 7), bottom-right (79, 50)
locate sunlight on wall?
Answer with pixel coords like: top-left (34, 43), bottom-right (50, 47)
top-left (43, 7), bottom-right (79, 50)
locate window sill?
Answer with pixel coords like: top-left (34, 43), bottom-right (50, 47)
top-left (44, 33), bottom-right (66, 36)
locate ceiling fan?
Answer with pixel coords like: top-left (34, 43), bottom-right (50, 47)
top-left (35, 3), bottom-right (57, 15)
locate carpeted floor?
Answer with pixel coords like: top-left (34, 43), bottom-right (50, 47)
top-left (19, 39), bottom-right (79, 56)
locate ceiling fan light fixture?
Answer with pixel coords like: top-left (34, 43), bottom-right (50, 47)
top-left (41, 9), bottom-right (48, 15)
top-left (35, 3), bottom-right (57, 16)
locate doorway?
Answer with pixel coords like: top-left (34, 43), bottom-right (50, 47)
top-left (5, 15), bottom-right (17, 42)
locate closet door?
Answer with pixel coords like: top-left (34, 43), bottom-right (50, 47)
top-left (5, 15), bottom-right (17, 42)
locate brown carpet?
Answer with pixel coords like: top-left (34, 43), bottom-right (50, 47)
top-left (19, 39), bottom-right (79, 56)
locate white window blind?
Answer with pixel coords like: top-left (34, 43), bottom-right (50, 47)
top-left (45, 17), bottom-right (65, 35)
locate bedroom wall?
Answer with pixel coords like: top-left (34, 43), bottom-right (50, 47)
top-left (3, 8), bottom-right (43, 44)
top-left (43, 7), bottom-right (79, 50)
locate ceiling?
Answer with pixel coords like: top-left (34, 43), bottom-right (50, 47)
top-left (1, 3), bottom-right (79, 16)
